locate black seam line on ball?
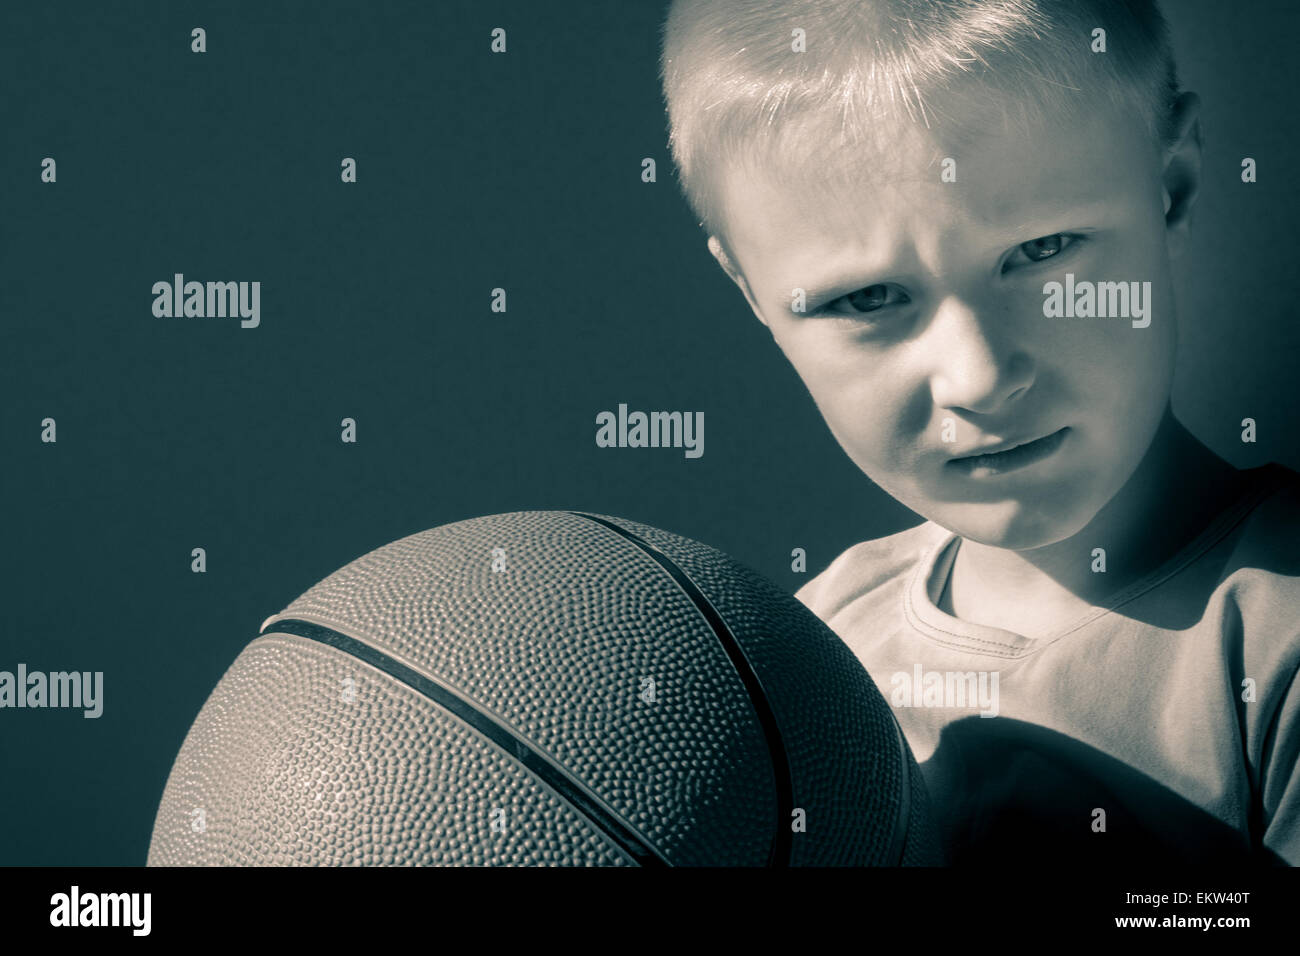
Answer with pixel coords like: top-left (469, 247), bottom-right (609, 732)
top-left (259, 617), bottom-right (669, 868)
top-left (886, 708), bottom-right (912, 865)
top-left (565, 512), bottom-right (795, 868)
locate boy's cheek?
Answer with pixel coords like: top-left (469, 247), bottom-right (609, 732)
top-left (839, 420), bottom-right (928, 483)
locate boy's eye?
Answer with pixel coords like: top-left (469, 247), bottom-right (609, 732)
top-left (818, 282), bottom-right (910, 318)
top-left (1004, 233), bottom-right (1080, 272)
top-left (1022, 235), bottom-right (1064, 259)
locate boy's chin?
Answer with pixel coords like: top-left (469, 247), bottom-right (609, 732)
top-left (930, 501), bottom-right (1093, 552)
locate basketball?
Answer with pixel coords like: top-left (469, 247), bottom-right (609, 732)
top-left (148, 511), bottom-right (941, 865)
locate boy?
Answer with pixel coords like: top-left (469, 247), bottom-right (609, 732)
top-left (661, 0), bottom-right (1300, 864)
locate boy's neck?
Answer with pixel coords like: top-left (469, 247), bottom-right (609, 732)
top-left (939, 410), bottom-right (1246, 635)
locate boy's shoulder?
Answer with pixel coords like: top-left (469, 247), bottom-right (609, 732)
top-left (1216, 462), bottom-right (1300, 651)
top-left (794, 518), bottom-right (946, 620)
top-left (1223, 462), bottom-right (1300, 570)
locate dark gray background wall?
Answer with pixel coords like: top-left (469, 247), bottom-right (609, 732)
top-left (2, 0), bottom-right (1295, 864)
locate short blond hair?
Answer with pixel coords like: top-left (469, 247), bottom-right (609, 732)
top-left (660, 0), bottom-right (1180, 243)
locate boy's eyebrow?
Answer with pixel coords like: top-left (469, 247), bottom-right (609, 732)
top-left (788, 199), bottom-right (1114, 298)
top-left (999, 198), bottom-right (1114, 239)
top-left (794, 253), bottom-right (901, 302)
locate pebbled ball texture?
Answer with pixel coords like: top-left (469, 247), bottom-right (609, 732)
top-left (148, 511), bottom-right (942, 866)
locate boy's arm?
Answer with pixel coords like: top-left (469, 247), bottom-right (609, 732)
top-left (1261, 665), bottom-right (1300, 864)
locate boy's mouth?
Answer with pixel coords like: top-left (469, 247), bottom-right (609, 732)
top-left (947, 427), bottom-right (1071, 477)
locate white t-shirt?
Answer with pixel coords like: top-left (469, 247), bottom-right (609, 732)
top-left (795, 463), bottom-right (1300, 865)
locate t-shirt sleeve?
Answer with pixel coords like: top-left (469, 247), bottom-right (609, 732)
top-left (1261, 664), bottom-right (1300, 864)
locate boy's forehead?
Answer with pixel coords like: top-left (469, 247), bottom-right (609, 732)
top-left (718, 102), bottom-right (1156, 270)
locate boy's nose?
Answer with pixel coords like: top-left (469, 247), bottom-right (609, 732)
top-left (925, 294), bottom-right (1035, 416)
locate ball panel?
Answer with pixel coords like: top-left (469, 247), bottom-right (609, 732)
top-left (148, 635), bottom-right (636, 866)
top-left (570, 512), bottom-right (938, 865)
top-left (265, 511), bottom-right (779, 865)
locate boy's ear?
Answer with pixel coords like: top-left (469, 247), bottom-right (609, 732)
top-left (707, 235), bottom-right (770, 328)
top-left (1161, 91), bottom-right (1202, 259)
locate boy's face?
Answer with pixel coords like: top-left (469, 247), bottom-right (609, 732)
top-left (710, 98), bottom-right (1195, 550)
